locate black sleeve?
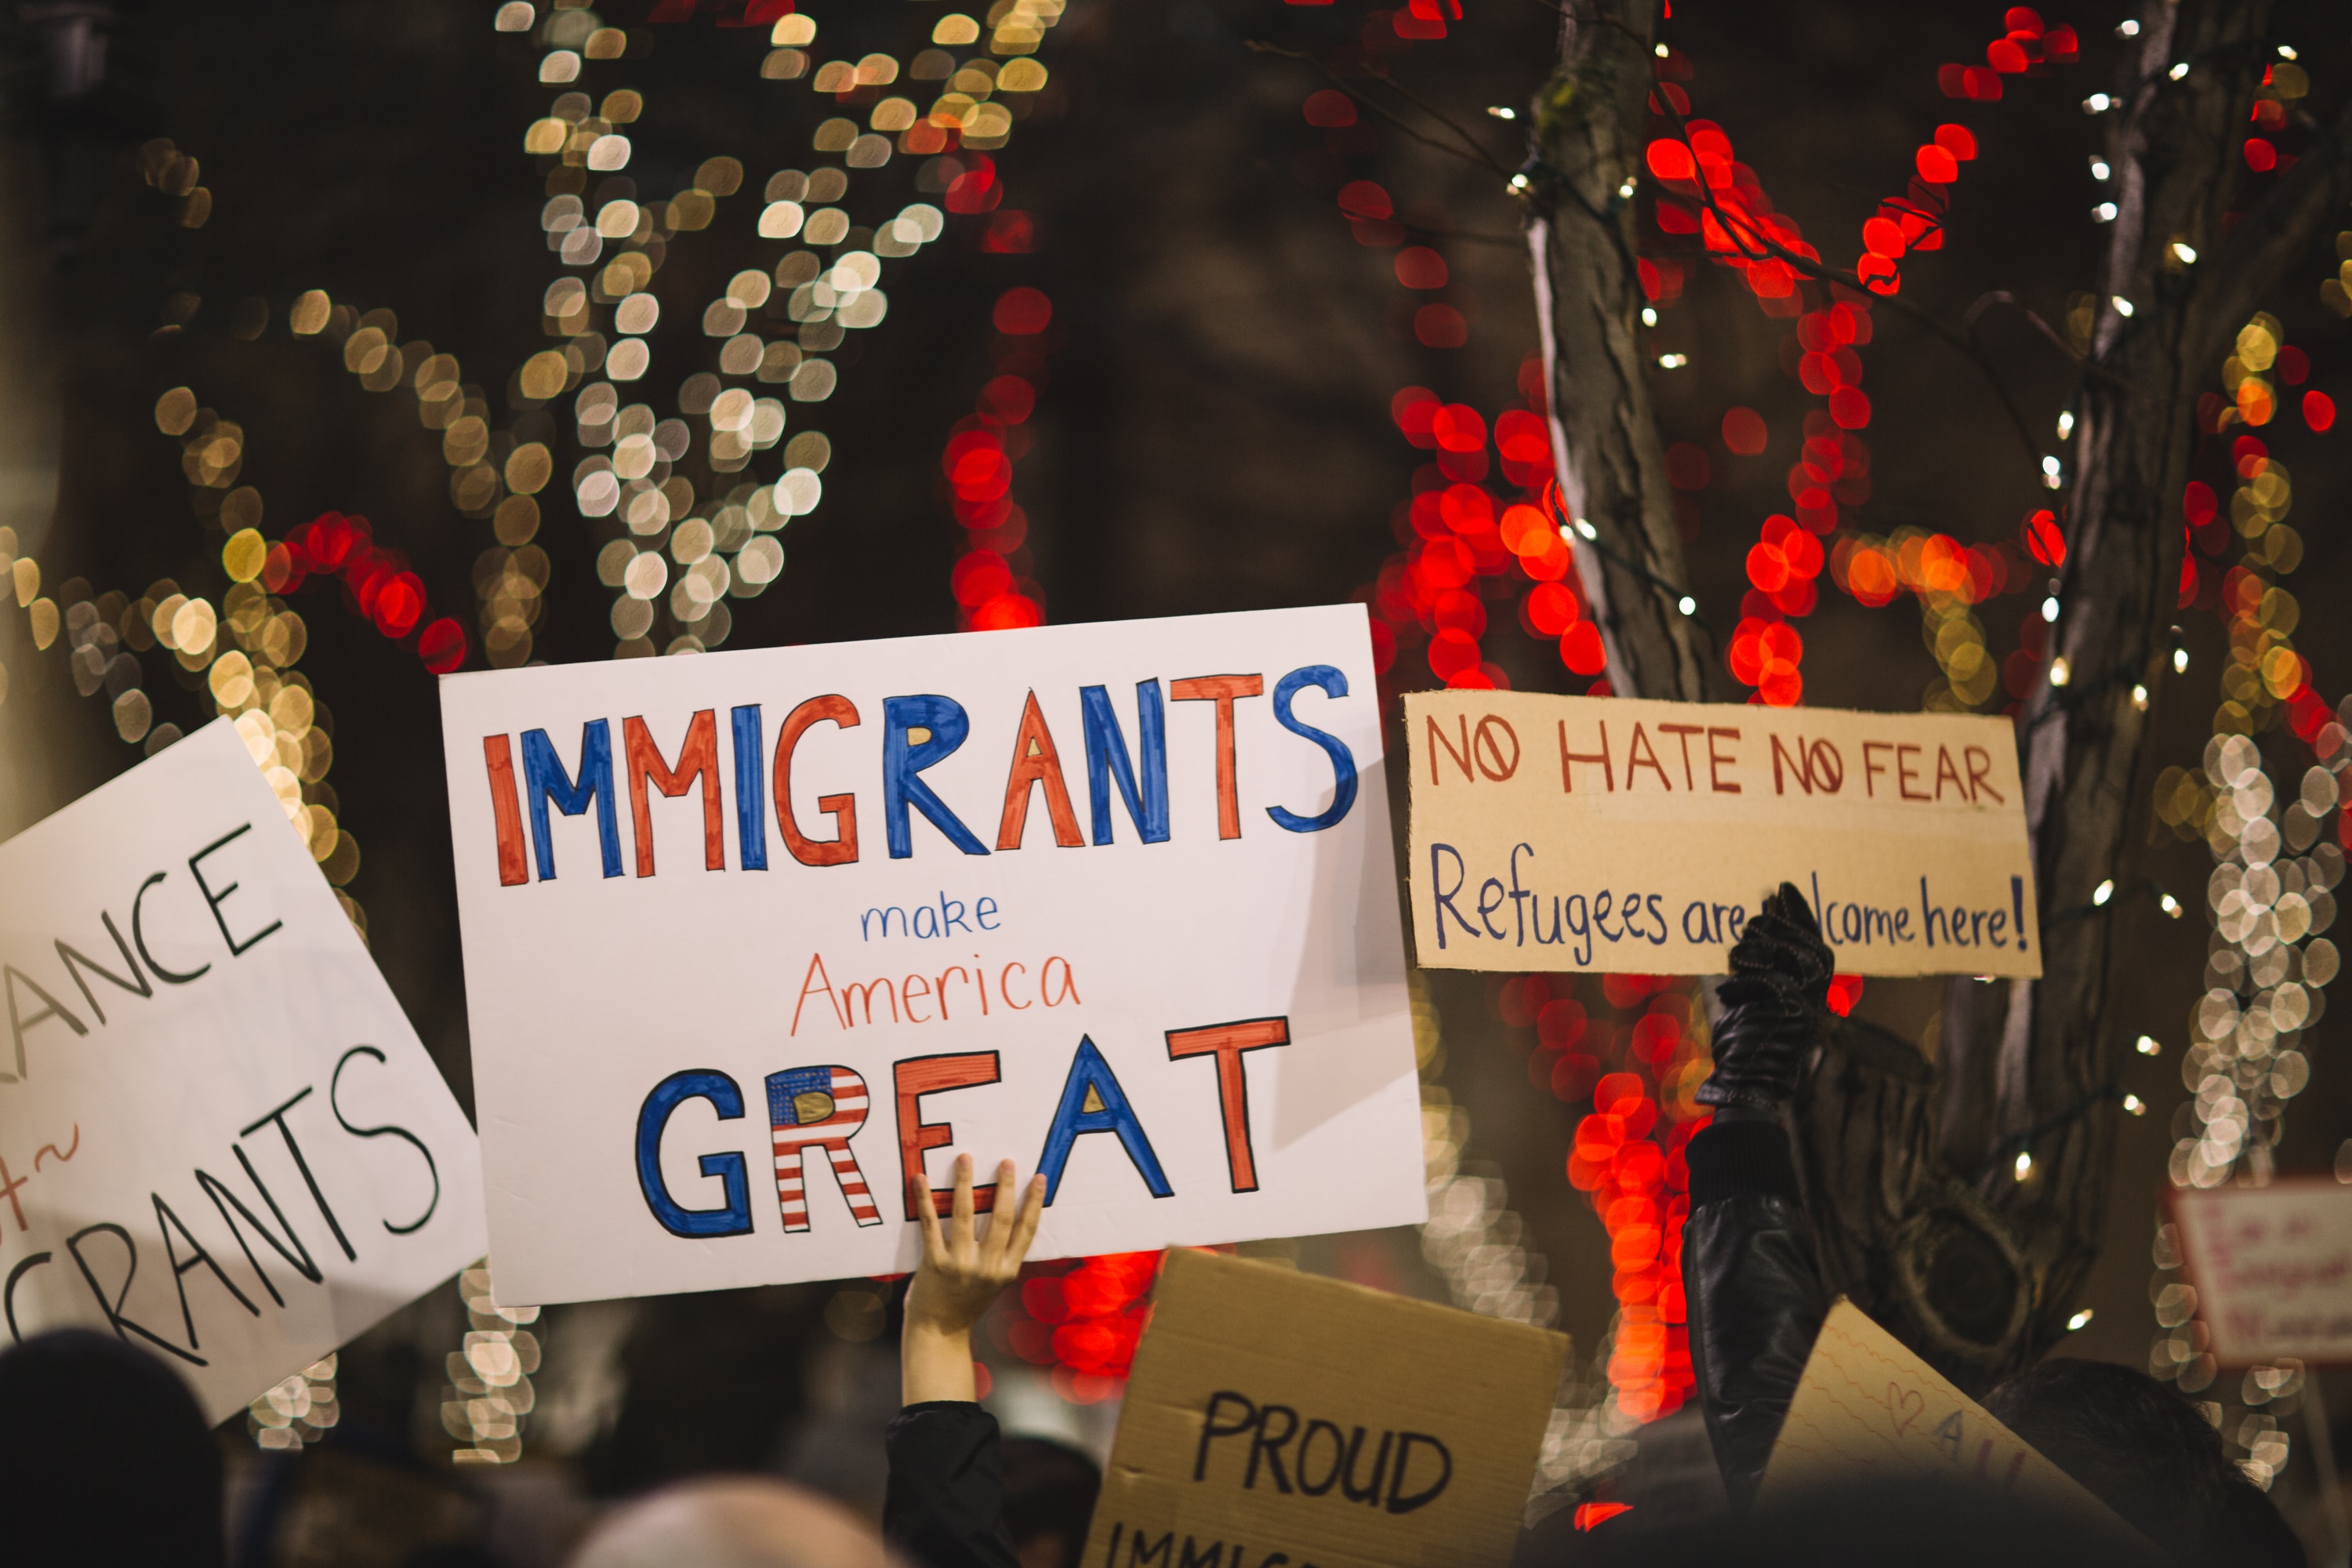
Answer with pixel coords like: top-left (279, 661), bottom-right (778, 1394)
top-left (884, 1400), bottom-right (1023, 1568)
top-left (1681, 1116), bottom-right (1829, 1510)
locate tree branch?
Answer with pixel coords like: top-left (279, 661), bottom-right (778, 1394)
top-left (1243, 41), bottom-right (1515, 180)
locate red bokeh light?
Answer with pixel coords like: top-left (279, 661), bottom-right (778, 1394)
top-left (1721, 406), bottom-right (1767, 455)
top-left (1336, 179), bottom-right (1392, 220)
top-left (418, 618), bottom-right (467, 674)
top-left (978, 375), bottom-right (1036, 423)
top-left (1414, 303), bottom-right (1468, 348)
top-left (992, 287), bottom-right (1053, 335)
top-left (951, 551), bottom-right (1014, 607)
top-left (2023, 509), bottom-right (2066, 565)
top-left (1524, 580), bottom-right (1579, 636)
top-left (1559, 620), bottom-right (1607, 677)
top-left (1395, 246), bottom-right (1448, 289)
top-left (1645, 138), bottom-right (1696, 182)
top-left (969, 592), bottom-right (1043, 631)
top-left (372, 571), bottom-right (426, 638)
top-left (1302, 88), bottom-right (1356, 126)
top-left (1430, 404), bottom-right (1486, 454)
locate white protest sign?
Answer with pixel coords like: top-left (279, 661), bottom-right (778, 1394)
top-left (1403, 691), bottom-right (2041, 977)
top-left (2171, 1179), bottom-right (2352, 1366)
top-left (437, 606), bottom-right (1423, 1306)
top-left (0, 720), bottom-right (486, 1422)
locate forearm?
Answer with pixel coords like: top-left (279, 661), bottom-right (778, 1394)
top-left (1682, 1117), bottom-right (1828, 1508)
top-left (902, 1319), bottom-right (980, 1406)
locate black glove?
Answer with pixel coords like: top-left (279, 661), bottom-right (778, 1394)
top-left (1696, 882), bottom-right (1834, 1112)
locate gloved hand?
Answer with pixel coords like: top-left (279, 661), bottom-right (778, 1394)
top-left (1696, 881), bottom-right (1835, 1113)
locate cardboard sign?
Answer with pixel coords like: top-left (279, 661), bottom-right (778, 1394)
top-left (1082, 1248), bottom-right (1568, 1568)
top-left (2171, 1179), bottom-right (2352, 1366)
top-left (1762, 1300), bottom-right (2120, 1526)
top-left (437, 608), bottom-right (1424, 1306)
top-left (0, 721), bottom-right (486, 1422)
top-left (1403, 691), bottom-right (2040, 977)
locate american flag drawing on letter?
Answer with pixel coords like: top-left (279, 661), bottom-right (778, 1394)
top-left (764, 1065), bottom-right (884, 1232)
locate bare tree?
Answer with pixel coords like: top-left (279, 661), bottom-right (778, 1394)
top-left (1528, 0), bottom-right (2352, 1388)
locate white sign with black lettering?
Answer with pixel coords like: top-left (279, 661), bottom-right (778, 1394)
top-left (0, 720), bottom-right (486, 1421)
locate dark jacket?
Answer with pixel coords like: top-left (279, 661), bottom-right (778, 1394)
top-left (1679, 1115), bottom-right (1828, 1508)
top-left (884, 1400), bottom-right (1022, 1568)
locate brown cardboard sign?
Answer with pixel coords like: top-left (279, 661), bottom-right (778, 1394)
top-left (1762, 1299), bottom-right (2124, 1533)
top-left (2169, 1178), bottom-right (2352, 1367)
top-left (1082, 1248), bottom-right (1569, 1568)
top-left (1403, 691), bottom-right (2040, 977)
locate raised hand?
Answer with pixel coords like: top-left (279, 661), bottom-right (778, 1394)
top-left (901, 1154), bottom-right (1047, 1404)
top-left (1697, 881), bottom-right (1836, 1114)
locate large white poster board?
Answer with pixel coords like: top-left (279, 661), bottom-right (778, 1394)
top-left (438, 607), bottom-right (1423, 1306)
top-left (0, 721), bottom-right (486, 1422)
top-left (1404, 691), bottom-right (2041, 977)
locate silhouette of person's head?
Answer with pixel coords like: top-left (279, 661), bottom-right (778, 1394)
top-left (1000, 1436), bottom-right (1101, 1568)
top-left (1984, 1358), bottom-right (2299, 1565)
top-left (0, 1328), bottom-right (226, 1568)
top-left (570, 1475), bottom-right (891, 1568)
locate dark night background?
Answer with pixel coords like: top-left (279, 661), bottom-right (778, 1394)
top-left (0, 0), bottom-right (2346, 1559)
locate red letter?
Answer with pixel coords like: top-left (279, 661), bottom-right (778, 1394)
top-left (1933, 746), bottom-right (1965, 802)
top-left (1428, 713), bottom-right (1474, 785)
top-left (1656, 723), bottom-right (1703, 790)
top-left (1559, 720), bottom-right (1613, 792)
top-left (1705, 727), bottom-right (1743, 793)
top-left (1166, 1017), bottom-right (1290, 1192)
top-left (1769, 733), bottom-right (1814, 795)
top-left (1862, 741), bottom-right (1893, 798)
top-left (996, 691), bottom-right (1083, 850)
top-left (775, 695), bottom-right (860, 866)
top-left (1965, 746), bottom-right (2004, 804)
top-left (1624, 723), bottom-right (1673, 791)
top-left (935, 966), bottom-right (971, 1021)
top-left (790, 952), bottom-right (841, 1035)
top-left (1171, 675), bottom-right (1265, 840)
top-left (765, 1065), bottom-right (883, 1232)
top-left (483, 735), bottom-right (528, 886)
top-left (1896, 743), bottom-right (1928, 800)
top-left (623, 710), bottom-right (724, 877)
top-left (893, 1052), bottom-right (1001, 1219)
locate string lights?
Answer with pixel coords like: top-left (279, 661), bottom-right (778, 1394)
top-left (1409, 976), bottom-right (1622, 1513)
top-left (442, 1261), bottom-right (545, 1465)
top-left (2142, 303), bottom-right (2343, 1492)
top-left (1646, 13), bottom-right (2080, 713)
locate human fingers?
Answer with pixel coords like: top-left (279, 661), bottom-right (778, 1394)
top-left (1003, 1173), bottom-right (1048, 1269)
top-left (1773, 881), bottom-right (1823, 937)
top-left (949, 1153), bottom-right (976, 1252)
top-left (913, 1175), bottom-right (945, 1262)
top-left (982, 1160), bottom-right (1019, 1263)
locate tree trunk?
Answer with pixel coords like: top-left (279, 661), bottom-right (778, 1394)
top-left (1530, 0), bottom-right (2352, 1390)
top-left (1936, 0), bottom-right (2352, 1373)
top-left (1527, 0), bottom-right (1709, 706)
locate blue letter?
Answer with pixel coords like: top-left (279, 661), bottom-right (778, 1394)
top-left (1266, 666), bottom-right (1359, 833)
top-left (522, 720), bottom-right (622, 880)
top-left (634, 1069), bottom-right (753, 1239)
top-left (883, 695), bottom-right (989, 858)
top-left (1036, 1036), bottom-right (1173, 1204)
top-left (731, 705), bottom-right (768, 870)
top-left (1080, 681), bottom-right (1171, 845)
top-left (1429, 843), bottom-right (1479, 949)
